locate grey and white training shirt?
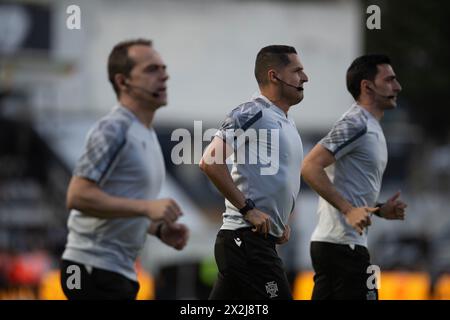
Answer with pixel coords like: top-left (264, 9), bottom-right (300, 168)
top-left (62, 105), bottom-right (165, 281)
top-left (311, 103), bottom-right (388, 247)
top-left (215, 94), bottom-right (303, 238)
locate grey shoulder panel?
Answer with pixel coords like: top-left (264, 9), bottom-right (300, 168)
top-left (73, 108), bottom-right (134, 182)
top-left (219, 101), bottom-right (264, 132)
top-left (320, 106), bottom-right (368, 155)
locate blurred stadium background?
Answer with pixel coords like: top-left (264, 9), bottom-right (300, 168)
top-left (0, 0), bottom-right (449, 299)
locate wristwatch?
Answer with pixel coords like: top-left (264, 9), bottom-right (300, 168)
top-left (374, 202), bottom-right (385, 217)
top-left (239, 199), bottom-right (255, 215)
top-left (155, 222), bottom-right (164, 239)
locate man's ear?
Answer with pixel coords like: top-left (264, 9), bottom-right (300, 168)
top-left (361, 79), bottom-right (372, 95)
top-left (268, 69), bottom-right (278, 83)
top-left (115, 74), bottom-right (128, 92)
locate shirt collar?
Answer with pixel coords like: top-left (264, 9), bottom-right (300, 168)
top-left (114, 104), bottom-right (155, 130)
top-left (353, 102), bottom-right (379, 122)
top-left (114, 104), bottom-right (137, 120)
top-left (253, 93), bottom-right (289, 119)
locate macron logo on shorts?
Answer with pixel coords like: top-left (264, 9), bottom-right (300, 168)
top-left (234, 238), bottom-right (242, 247)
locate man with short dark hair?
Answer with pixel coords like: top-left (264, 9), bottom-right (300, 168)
top-left (60, 39), bottom-right (189, 300)
top-left (200, 45), bottom-right (308, 299)
top-left (302, 54), bottom-right (407, 300)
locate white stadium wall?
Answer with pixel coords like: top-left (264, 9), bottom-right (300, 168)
top-left (53, 0), bottom-right (362, 133)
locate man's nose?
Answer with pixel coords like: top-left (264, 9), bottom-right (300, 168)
top-left (394, 80), bottom-right (402, 92)
top-left (302, 73), bottom-right (309, 83)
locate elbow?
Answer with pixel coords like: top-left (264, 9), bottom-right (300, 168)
top-left (300, 160), bottom-right (310, 177)
top-left (67, 191), bottom-right (92, 213)
top-left (66, 194), bottom-right (74, 211)
top-left (66, 178), bottom-right (78, 211)
top-left (301, 160), bottom-right (314, 183)
top-left (66, 182), bottom-right (86, 211)
top-left (66, 191), bottom-right (79, 211)
top-left (199, 157), bottom-right (209, 173)
top-left (65, 177), bottom-right (99, 214)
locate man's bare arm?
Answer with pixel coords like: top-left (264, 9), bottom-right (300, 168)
top-left (66, 176), bottom-right (181, 224)
top-left (199, 137), bottom-right (271, 236)
top-left (301, 144), bottom-right (376, 234)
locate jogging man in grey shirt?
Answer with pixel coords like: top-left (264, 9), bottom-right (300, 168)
top-left (60, 39), bottom-right (189, 300)
top-left (200, 45), bottom-right (308, 299)
top-left (302, 54), bottom-right (407, 300)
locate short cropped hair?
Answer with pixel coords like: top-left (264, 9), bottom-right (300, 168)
top-left (346, 54), bottom-right (391, 100)
top-left (108, 39), bottom-right (153, 98)
top-left (254, 45), bottom-right (297, 85)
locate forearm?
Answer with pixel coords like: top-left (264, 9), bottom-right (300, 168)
top-left (302, 163), bottom-right (353, 214)
top-left (67, 182), bottom-right (147, 219)
top-left (200, 162), bottom-right (246, 210)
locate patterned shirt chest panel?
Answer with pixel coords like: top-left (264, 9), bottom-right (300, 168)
top-left (110, 123), bottom-right (165, 199)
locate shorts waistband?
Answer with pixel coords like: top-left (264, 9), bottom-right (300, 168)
top-left (236, 227), bottom-right (279, 243)
top-left (311, 240), bottom-right (368, 251)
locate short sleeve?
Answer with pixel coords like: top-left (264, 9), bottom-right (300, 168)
top-left (319, 114), bottom-right (368, 160)
top-left (214, 102), bottom-right (263, 150)
top-left (73, 118), bottom-right (130, 183)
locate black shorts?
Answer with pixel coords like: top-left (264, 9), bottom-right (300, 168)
top-left (60, 259), bottom-right (139, 300)
top-left (209, 227), bottom-right (292, 300)
top-left (310, 241), bottom-right (379, 300)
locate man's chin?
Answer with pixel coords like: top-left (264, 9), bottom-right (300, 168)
top-left (387, 101), bottom-right (397, 109)
top-left (292, 93), bottom-right (304, 105)
top-left (152, 100), bottom-right (168, 109)
top-left (294, 93), bottom-right (303, 104)
top-left (382, 98), bottom-right (397, 109)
